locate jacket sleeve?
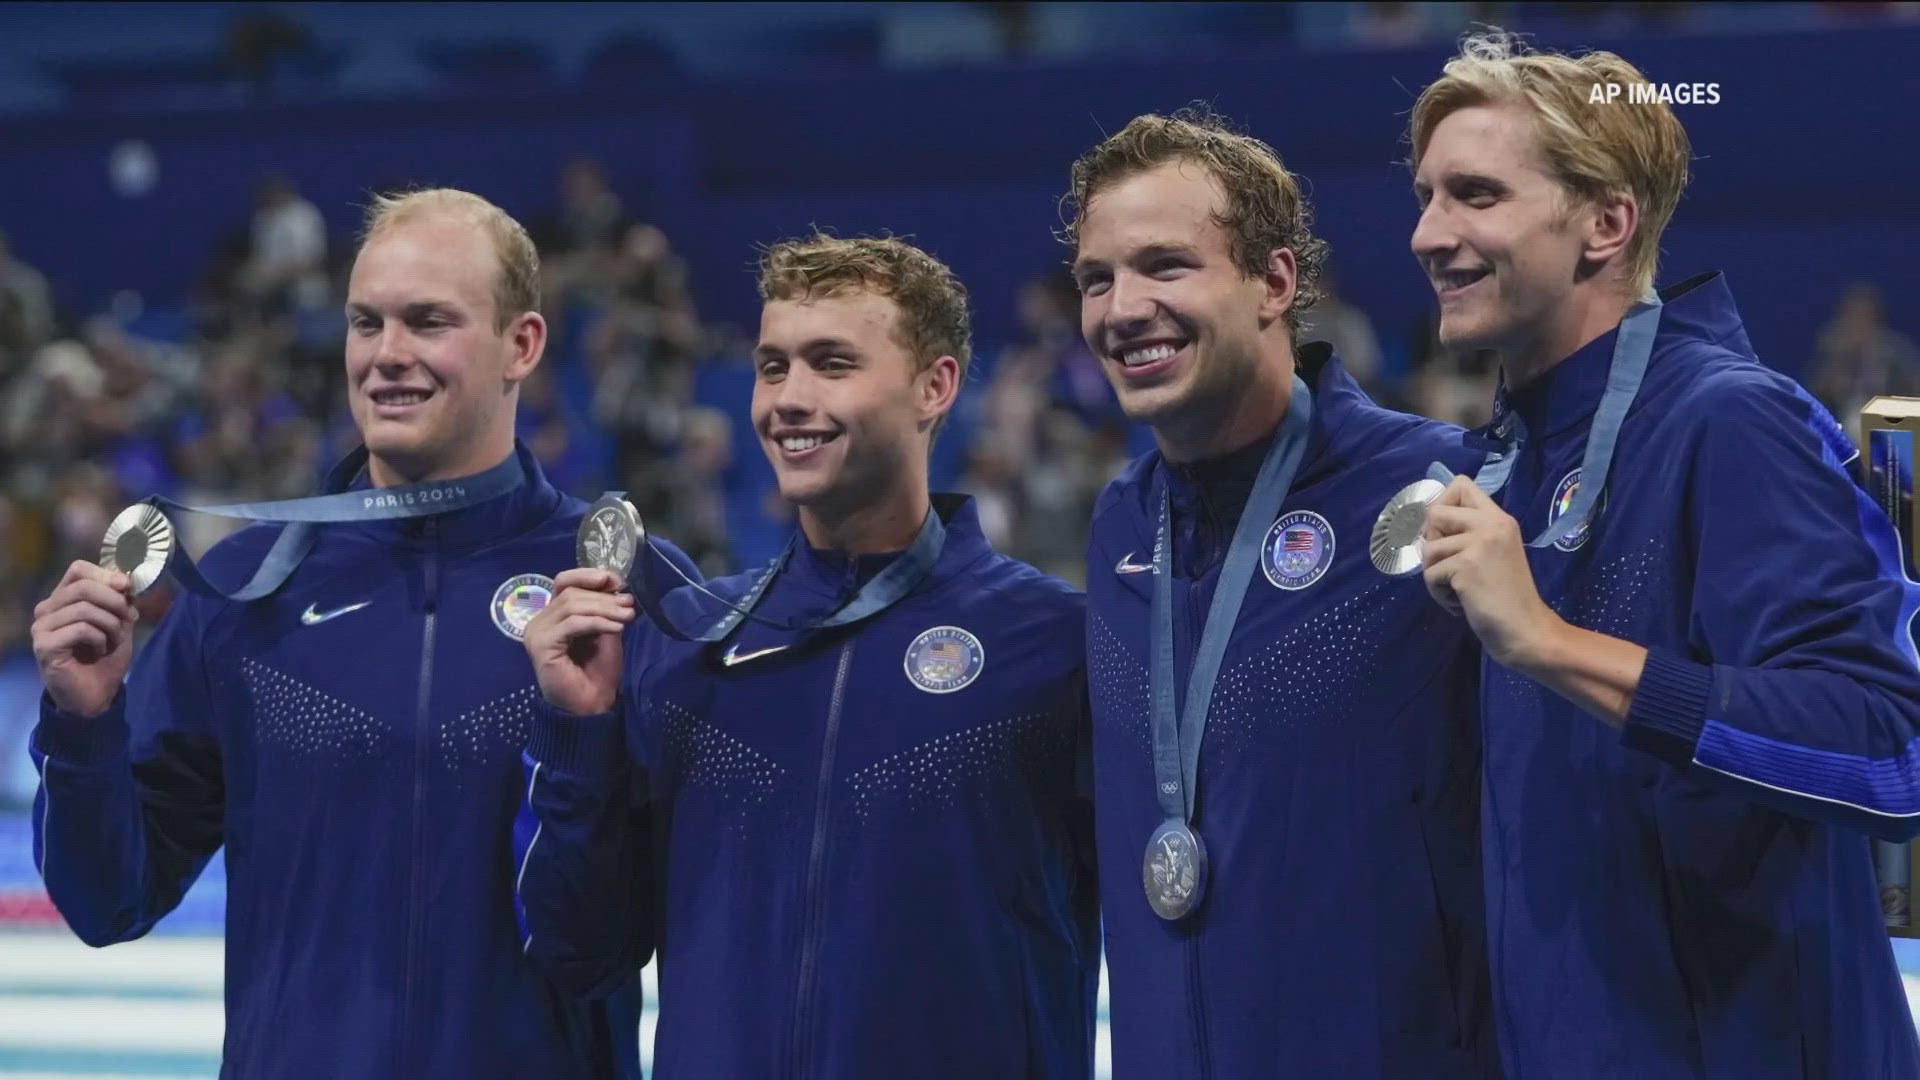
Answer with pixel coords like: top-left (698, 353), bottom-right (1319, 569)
top-left (1621, 374), bottom-right (1920, 839)
top-left (514, 694), bottom-right (651, 997)
top-left (28, 596), bottom-right (225, 946)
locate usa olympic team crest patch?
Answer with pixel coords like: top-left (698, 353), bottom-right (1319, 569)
top-left (491, 574), bottom-right (554, 641)
top-left (1262, 510), bottom-right (1335, 591)
top-left (904, 625), bottom-right (985, 694)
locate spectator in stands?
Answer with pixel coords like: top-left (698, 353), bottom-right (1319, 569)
top-left (240, 175), bottom-right (329, 315)
top-left (980, 271), bottom-right (1120, 464)
top-left (588, 221), bottom-right (703, 509)
top-left (1, 341), bottom-right (101, 500)
top-left (973, 270), bottom-right (1128, 584)
top-left (170, 328), bottom-right (322, 562)
top-left (1404, 309), bottom-right (1496, 429)
top-left (654, 405), bottom-right (735, 577)
top-left (0, 492), bottom-right (29, 658)
top-left (1300, 271), bottom-right (1383, 397)
top-left (0, 231), bottom-right (55, 380)
top-left (539, 157), bottom-right (628, 312)
top-left (1809, 280), bottom-right (1920, 438)
top-left (557, 157), bottom-right (625, 262)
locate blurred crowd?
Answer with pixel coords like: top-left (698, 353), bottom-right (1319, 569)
top-left (0, 157), bottom-right (1912, 659)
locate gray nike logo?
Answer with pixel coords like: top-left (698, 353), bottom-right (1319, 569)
top-left (1114, 553), bottom-right (1154, 574)
top-left (721, 643), bottom-right (789, 666)
top-left (300, 600), bottom-right (371, 626)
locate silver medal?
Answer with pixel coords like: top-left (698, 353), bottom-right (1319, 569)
top-left (1143, 818), bottom-right (1208, 921)
top-left (577, 494), bottom-right (644, 584)
top-left (1369, 478), bottom-right (1447, 576)
top-left (100, 503), bottom-right (174, 596)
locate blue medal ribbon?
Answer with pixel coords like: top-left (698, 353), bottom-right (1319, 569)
top-left (1150, 377), bottom-right (1313, 830)
top-left (629, 500), bottom-right (947, 647)
top-left (1431, 297), bottom-right (1663, 547)
top-left (147, 446), bottom-right (526, 601)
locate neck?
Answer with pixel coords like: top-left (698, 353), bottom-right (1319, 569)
top-left (1501, 286), bottom-right (1635, 389)
top-left (1157, 348), bottom-right (1294, 465)
top-left (368, 436), bottom-right (514, 488)
top-left (799, 474), bottom-right (932, 555)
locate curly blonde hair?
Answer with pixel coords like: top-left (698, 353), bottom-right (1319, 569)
top-left (1063, 106), bottom-right (1328, 335)
top-left (757, 232), bottom-right (971, 381)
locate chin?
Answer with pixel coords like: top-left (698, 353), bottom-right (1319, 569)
top-left (362, 428), bottom-right (421, 458)
top-left (775, 474), bottom-right (836, 509)
top-left (1115, 381), bottom-right (1191, 428)
top-left (1436, 315), bottom-right (1496, 356)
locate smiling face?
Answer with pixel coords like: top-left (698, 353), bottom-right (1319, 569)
top-left (1073, 162), bottom-right (1290, 443)
top-left (1410, 103), bottom-right (1598, 360)
top-left (752, 290), bottom-right (954, 518)
top-left (345, 213), bottom-right (542, 484)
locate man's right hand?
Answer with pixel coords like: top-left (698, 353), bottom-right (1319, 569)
top-left (523, 568), bottom-right (635, 716)
top-left (32, 561), bottom-right (139, 719)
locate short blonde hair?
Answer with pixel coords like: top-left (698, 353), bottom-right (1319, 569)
top-left (757, 232), bottom-right (971, 381)
top-left (1063, 106), bottom-right (1328, 336)
top-left (1409, 30), bottom-right (1691, 298)
top-left (361, 188), bottom-right (540, 331)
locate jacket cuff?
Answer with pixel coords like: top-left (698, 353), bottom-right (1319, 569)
top-left (33, 689), bottom-right (132, 766)
top-left (527, 695), bottom-right (626, 780)
top-left (1620, 648), bottom-right (1715, 765)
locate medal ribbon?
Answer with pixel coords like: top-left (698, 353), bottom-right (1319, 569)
top-left (1428, 297), bottom-right (1663, 548)
top-left (628, 501), bottom-right (947, 646)
top-left (150, 446), bottom-right (525, 601)
top-left (1150, 377), bottom-right (1313, 825)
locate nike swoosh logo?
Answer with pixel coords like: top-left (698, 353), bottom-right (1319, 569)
top-left (1114, 553), bottom-right (1154, 575)
top-left (721, 643), bottom-right (789, 667)
top-left (300, 600), bottom-right (371, 626)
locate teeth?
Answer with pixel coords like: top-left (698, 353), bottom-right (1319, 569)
top-left (376, 391), bottom-right (429, 405)
top-left (781, 436), bottom-right (824, 452)
top-left (1120, 343), bottom-right (1178, 366)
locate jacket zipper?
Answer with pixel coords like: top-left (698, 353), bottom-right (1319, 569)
top-left (401, 519), bottom-right (439, 1075)
top-left (1181, 511), bottom-right (1214, 1079)
top-left (1187, 934), bottom-right (1212, 1077)
top-left (788, 639), bottom-right (856, 1079)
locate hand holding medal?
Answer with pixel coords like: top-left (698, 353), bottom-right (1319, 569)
top-left (517, 494), bottom-right (650, 717)
top-left (26, 502), bottom-right (179, 718)
top-left (29, 559), bottom-right (143, 721)
top-left (1419, 475), bottom-right (1560, 669)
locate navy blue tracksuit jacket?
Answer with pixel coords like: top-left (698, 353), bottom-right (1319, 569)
top-left (1087, 346), bottom-right (1499, 1079)
top-left (29, 445), bottom-right (689, 1078)
top-left (516, 496), bottom-right (1099, 1078)
top-left (1481, 272), bottom-right (1920, 1077)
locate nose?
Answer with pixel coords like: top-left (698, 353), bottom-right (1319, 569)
top-left (1101, 271), bottom-right (1158, 346)
top-left (371, 323), bottom-right (413, 375)
top-left (1411, 200), bottom-right (1455, 268)
top-left (770, 365), bottom-right (819, 425)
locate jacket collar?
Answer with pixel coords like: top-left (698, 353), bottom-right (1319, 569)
top-left (1506, 272), bottom-right (1748, 440)
top-left (1162, 343), bottom-right (1364, 532)
top-left (779, 493), bottom-right (990, 602)
top-left (348, 441), bottom-right (562, 552)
